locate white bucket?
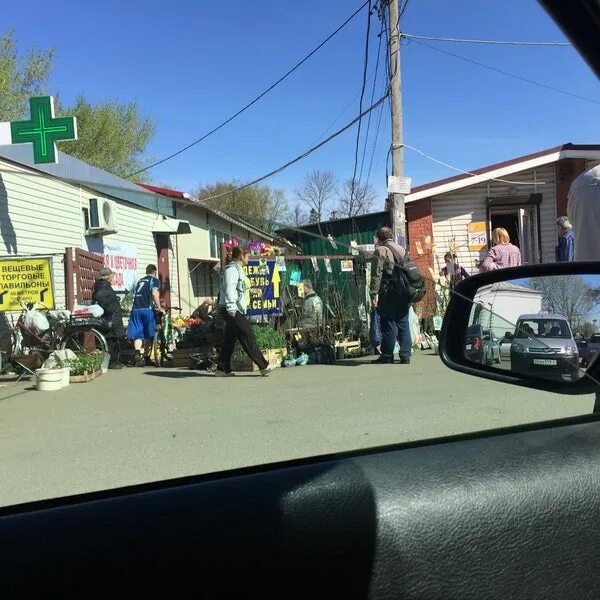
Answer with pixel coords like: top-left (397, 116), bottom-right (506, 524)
top-left (58, 367), bottom-right (71, 387)
top-left (35, 369), bottom-right (64, 392)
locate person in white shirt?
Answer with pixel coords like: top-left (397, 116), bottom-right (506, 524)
top-left (568, 164), bottom-right (600, 261)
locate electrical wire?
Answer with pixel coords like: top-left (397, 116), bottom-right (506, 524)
top-left (193, 93), bottom-right (389, 206)
top-left (357, 15), bottom-right (385, 186)
top-left (126, 0), bottom-right (372, 178)
top-left (401, 33), bottom-right (572, 46)
top-left (409, 38), bottom-right (600, 106)
top-left (364, 94), bottom-right (387, 187)
top-left (398, 0), bottom-right (411, 22)
top-left (402, 143), bottom-right (545, 185)
top-left (350, 0), bottom-right (373, 202)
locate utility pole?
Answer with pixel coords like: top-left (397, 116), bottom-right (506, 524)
top-left (387, 0), bottom-right (406, 245)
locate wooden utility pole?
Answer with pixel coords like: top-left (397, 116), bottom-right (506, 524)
top-left (387, 0), bottom-right (406, 244)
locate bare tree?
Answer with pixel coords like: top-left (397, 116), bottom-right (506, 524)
top-left (529, 275), bottom-right (595, 330)
top-left (295, 170), bottom-right (337, 221)
top-left (336, 179), bottom-right (376, 218)
top-left (291, 204), bottom-right (308, 227)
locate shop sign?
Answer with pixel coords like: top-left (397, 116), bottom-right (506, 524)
top-left (102, 241), bottom-right (138, 293)
top-left (468, 221), bottom-right (488, 251)
top-left (0, 257), bottom-right (54, 311)
top-left (0, 96), bottom-right (77, 164)
top-left (243, 259), bottom-right (282, 316)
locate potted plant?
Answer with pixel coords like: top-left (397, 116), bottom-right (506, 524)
top-left (231, 325), bottom-right (286, 372)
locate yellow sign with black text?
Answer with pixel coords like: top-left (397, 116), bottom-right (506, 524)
top-left (0, 257), bottom-right (54, 311)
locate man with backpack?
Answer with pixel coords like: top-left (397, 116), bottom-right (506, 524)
top-left (370, 227), bottom-right (426, 365)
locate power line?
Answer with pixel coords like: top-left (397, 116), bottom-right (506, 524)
top-left (364, 96), bottom-right (387, 188)
top-left (398, 0), bottom-right (411, 21)
top-left (194, 93), bottom-right (389, 205)
top-left (402, 33), bottom-right (572, 46)
top-left (357, 15), bottom-right (385, 186)
top-left (350, 0), bottom-right (373, 202)
top-left (409, 38), bottom-right (600, 106)
top-left (126, 0), bottom-right (372, 178)
top-left (402, 143), bottom-right (545, 185)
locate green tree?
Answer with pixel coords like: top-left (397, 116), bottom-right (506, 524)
top-left (0, 29), bottom-right (53, 122)
top-left (195, 182), bottom-right (289, 233)
top-left (0, 30), bottom-right (155, 180)
top-left (57, 96), bottom-right (155, 180)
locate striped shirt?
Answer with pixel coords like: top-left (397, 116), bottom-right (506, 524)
top-left (480, 243), bottom-right (522, 272)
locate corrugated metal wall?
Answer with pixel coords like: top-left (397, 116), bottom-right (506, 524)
top-left (431, 165), bottom-right (557, 273)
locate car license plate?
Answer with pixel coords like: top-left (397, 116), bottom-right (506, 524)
top-left (533, 359), bottom-right (557, 366)
top-left (466, 344), bottom-right (472, 350)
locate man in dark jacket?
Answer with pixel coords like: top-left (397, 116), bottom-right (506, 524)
top-left (370, 227), bottom-right (411, 365)
top-left (92, 267), bottom-right (125, 369)
top-left (555, 216), bottom-right (575, 262)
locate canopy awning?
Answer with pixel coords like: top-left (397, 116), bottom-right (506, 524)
top-left (152, 216), bottom-right (191, 235)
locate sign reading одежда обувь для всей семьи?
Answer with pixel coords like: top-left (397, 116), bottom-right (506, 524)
top-left (0, 258), bottom-right (55, 311)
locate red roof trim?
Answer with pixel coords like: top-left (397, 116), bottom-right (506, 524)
top-left (409, 143), bottom-right (600, 196)
top-left (138, 183), bottom-right (186, 199)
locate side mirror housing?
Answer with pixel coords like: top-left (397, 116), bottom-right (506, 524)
top-left (440, 262), bottom-right (600, 395)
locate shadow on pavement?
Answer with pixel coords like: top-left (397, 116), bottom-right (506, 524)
top-left (144, 371), bottom-right (206, 379)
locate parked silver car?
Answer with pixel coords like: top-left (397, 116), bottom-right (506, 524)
top-left (510, 313), bottom-right (579, 380)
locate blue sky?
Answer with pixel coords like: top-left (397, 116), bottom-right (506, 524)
top-left (6, 0), bottom-right (599, 209)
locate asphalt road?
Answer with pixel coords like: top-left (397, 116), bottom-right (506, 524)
top-left (0, 352), bottom-right (594, 507)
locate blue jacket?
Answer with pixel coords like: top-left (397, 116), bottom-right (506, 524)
top-left (555, 229), bottom-right (575, 262)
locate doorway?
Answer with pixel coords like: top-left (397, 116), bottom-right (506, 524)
top-left (487, 194), bottom-right (542, 265)
top-left (490, 212), bottom-right (520, 249)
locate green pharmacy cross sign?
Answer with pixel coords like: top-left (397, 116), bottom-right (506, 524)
top-left (8, 96), bottom-right (77, 164)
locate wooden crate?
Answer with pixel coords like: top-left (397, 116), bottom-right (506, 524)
top-left (169, 347), bottom-right (203, 368)
top-left (231, 348), bottom-right (285, 372)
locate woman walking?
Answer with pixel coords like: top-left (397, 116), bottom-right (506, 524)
top-left (480, 227), bottom-right (522, 272)
top-left (216, 246), bottom-right (273, 377)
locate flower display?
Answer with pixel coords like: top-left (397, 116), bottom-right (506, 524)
top-left (246, 241), bottom-right (280, 256)
top-left (172, 316), bottom-right (203, 328)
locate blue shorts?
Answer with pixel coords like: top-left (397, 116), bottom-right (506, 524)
top-left (127, 308), bottom-right (156, 340)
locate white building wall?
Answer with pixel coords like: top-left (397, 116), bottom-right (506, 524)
top-left (0, 158), bottom-right (82, 308)
top-left (431, 165), bottom-right (557, 273)
top-left (175, 203), bottom-right (269, 314)
top-left (0, 157), bottom-right (180, 311)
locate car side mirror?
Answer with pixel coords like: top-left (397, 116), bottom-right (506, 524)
top-left (439, 262), bottom-right (600, 395)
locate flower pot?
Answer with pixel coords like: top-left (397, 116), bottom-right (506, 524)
top-left (35, 368), bottom-right (64, 392)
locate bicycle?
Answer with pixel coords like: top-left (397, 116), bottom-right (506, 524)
top-left (0, 302), bottom-right (70, 376)
top-left (152, 306), bottom-right (182, 367)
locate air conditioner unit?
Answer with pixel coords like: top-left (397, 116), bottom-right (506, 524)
top-left (87, 198), bottom-right (118, 235)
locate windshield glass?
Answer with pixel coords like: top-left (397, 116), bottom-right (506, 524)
top-left (0, 0), bottom-right (598, 509)
top-left (515, 319), bottom-right (572, 340)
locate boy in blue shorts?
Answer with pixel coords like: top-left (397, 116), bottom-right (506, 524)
top-left (127, 264), bottom-right (164, 366)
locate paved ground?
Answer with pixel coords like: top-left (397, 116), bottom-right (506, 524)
top-left (0, 352), bottom-right (594, 507)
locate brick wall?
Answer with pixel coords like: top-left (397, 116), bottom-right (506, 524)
top-left (555, 158), bottom-right (588, 217)
top-left (407, 198), bottom-right (436, 318)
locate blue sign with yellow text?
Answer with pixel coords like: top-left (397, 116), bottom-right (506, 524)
top-left (243, 259), bottom-right (282, 317)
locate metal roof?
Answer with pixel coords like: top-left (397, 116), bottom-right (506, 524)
top-left (0, 145), bottom-right (174, 215)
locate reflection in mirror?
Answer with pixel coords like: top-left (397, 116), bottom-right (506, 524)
top-left (465, 274), bottom-right (600, 383)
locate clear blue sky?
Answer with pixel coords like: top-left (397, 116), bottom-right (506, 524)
top-left (6, 0), bottom-right (599, 209)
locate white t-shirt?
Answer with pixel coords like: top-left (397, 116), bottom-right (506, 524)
top-left (568, 164), bottom-right (600, 261)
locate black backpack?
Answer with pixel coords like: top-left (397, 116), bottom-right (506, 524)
top-left (382, 243), bottom-right (427, 304)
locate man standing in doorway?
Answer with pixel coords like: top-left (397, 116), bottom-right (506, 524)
top-left (128, 264), bottom-right (163, 366)
top-left (370, 226), bottom-right (412, 365)
top-left (555, 216), bottom-right (575, 262)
